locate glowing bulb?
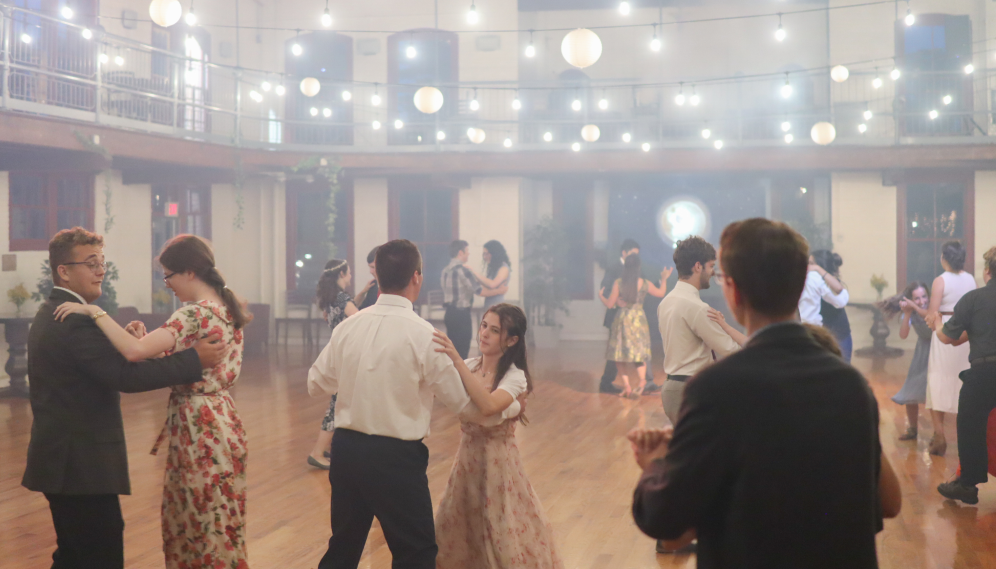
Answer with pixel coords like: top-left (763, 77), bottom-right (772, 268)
top-left (858, 123), bottom-right (868, 133)
top-left (781, 82), bottom-right (793, 99)
top-left (775, 25), bottom-right (786, 42)
top-left (60, 5), bottom-right (73, 18)
top-left (275, 85), bottom-right (286, 96)
top-left (372, 120), bottom-right (381, 129)
top-left (20, 33), bottom-right (31, 44)
top-left (572, 99), bottom-right (582, 111)
top-left (964, 63), bottom-right (975, 74)
top-left (321, 9), bottom-right (332, 27)
top-left (470, 99), bottom-right (480, 111)
top-left (466, 4), bottom-right (479, 25)
top-left (905, 9), bottom-right (915, 26)
top-left (322, 107), bottom-right (332, 117)
top-left (622, 132), bottom-right (632, 143)
top-left (943, 94), bottom-right (952, 105)
top-left (406, 45), bottom-right (417, 59)
top-left (890, 67), bottom-right (900, 80)
top-left (114, 55), bottom-right (124, 66)
top-left (650, 36), bottom-right (662, 52)
top-left (261, 81), bottom-right (272, 92)
top-left (713, 140), bottom-right (724, 150)
top-left (503, 138), bottom-right (512, 148)
top-left (619, 1), bottom-right (630, 15)
top-left (185, 10), bottom-right (197, 25)
top-left (571, 142), bottom-right (581, 152)
top-left (525, 43), bottom-right (536, 58)
top-left (296, 260), bottom-right (304, 268)
top-left (81, 28), bottom-right (93, 39)
top-left (872, 76), bottom-right (883, 89)
top-left (689, 93), bottom-right (700, 106)
top-left (249, 90), bottom-right (262, 102)
top-left (674, 93), bottom-right (685, 106)
top-left (543, 132), bottom-right (553, 142)
top-left (99, 53), bottom-right (109, 64)
top-left (341, 90), bottom-right (352, 101)
top-left (863, 109), bottom-right (873, 120)
top-left (784, 133), bottom-right (794, 143)
top-left (371, 94), bottom-right (381, 106)
top-left (929, 109), bottom-right (938, 120)
top-left (781, 121), bottom-right (791, 132)
top-left (512, 98), bottom-right (521, 110)
top-left (800, 187), bottom-right (808, 194)
top-left (437, 130), bottom-right (446, 141)
top-left (394, 119), bottom-right (404, 129)
top-left (291, 43), bottom-right (303, 56)
top-left (309, 107), bottom-right (318, 116)
top-left (642, 142), bottom-right (651, 152)
top-left (598, 98), bottom-right (608, 110)
top-left (701, 128), bottom-right (711, 139)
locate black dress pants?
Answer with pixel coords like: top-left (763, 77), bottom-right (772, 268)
top-left (44, 493), bottom-right (124, 569)
top-left (443, 306), bottom-right (472, 360)
top-left (319, 428), bottom-right (437, 569)
top-left (957, 363), bottom-right (996, 485)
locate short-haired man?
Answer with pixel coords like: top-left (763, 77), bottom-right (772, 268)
top-left (657, 236), bottom-right (744, 426)
top-left (631, 219), bottom-right (900, 568)
top-left (441, 240), bottom-right (480, 359)
top-left (22, 227), bottom-right (226, 569)
top-left (355, 246), bottom-right (380, 310)
top-left (936, 246), bottom-right (996, 504)
top-left (309, 239), bottom-right (471, 569)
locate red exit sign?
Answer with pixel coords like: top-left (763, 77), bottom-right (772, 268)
top-left (165, 202), bottom-right (179, 217)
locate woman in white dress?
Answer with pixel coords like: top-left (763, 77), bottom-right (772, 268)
top-left (925, 240), bottom-right (977, 456)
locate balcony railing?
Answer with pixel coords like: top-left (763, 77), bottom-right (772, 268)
top-left (1, 3), bottom-right (993, 154)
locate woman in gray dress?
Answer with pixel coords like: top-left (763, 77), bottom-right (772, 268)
top-left (889, 281), bottom-right (932, 441)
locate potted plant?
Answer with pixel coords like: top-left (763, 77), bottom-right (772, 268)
top-left (7, 284), bottom-right (29, 316)
top-left (522, 217), bottom-right (570, 348)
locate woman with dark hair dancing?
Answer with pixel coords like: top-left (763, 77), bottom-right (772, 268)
top-left (471, 240), bottom-right (512, 308)
top-left (882, 281), bottom-right (932, 441)
top-left (811, 250), bottom-right (853, 362)
top-left (54, 234), bottom-right (251, 569)
top-left (432, 304), bottom-right (563, 569)
top-left (307, 259), bottom-right (359, 469)
top-left (924, 240), bottom-right (977, 455)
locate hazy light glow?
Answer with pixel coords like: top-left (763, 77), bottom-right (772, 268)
top-left (437, 130), bottom-right (446, 141)
top-left (572, 99), bottom-right (582, 111)
top-left (964, 63), bottom-right (975, 75)
top-left (775, 26), bottom-right (786, 42)
top-left (701, 128), bottom-right (711, 139)
top-left (372, 120), bottom-right (381, 129)
top-left (406, 45), bottom-right (417, 59)
top-left (61, 5), bottom-right (73, 18)
top-left (714, 140), bottom-right (724, 150)
top-left (784, 133), bottom-right (794, 143)
top-left (572, 142), bottom-right (581, 152)
top-left (928, 109), bottom-right (938, 120)
top-left (642, 142), bottom-right (651, 152)
top-left (622, 132), bottom-right (632, 143)
top-left (470, 99), bottom-right (480, 111)
top-left (371, 94), bottom-right (381, 106)
top-left (598, 98), bottom-right (608, 110)
top-left (114, 55), bottom-right (124, 66)
top-left (249, 90), bottom-right (263, 102)
top-left (525, 44), bottom-right (536, 58)
top-left (650, 37), bottom-right (662, 52)
top-left (20, 33), bottom-right (32, 44)
top-left (863, 109), bottom-right (873, 120)
top-left (689, 93), bottom-right (700, 106)
top-left (543, 132), bottom-right (553, 142)
top-left (341, 90), bottom-right (352, 101)
top-left (619, 1), bottom-right (630, 15)
top-left (512, 98), bottom-right (522, 110)
top-left (503, 138), bottom-right (513, 148)
top-left (905, 10), bottom-right (915, 26)
top-left (185, 10), bottom-right (197, 25)
top-left (275, 85), bottom-right (286, 96)
top-left (322, 107), bottom-right (332, 118)
top-left (674, 93), bottom-right (686, 106)
top-left (943, 94), bottom-right (953, 105)
top-left (781, 121), bottom-right (791, 132)
top-left (261, 81), bottom-right (272, 92)
top-left (890, 67), bottom-right (901, 80)
top-left (858, 123), bottom-right (868, 133)
top-left (321, 9), bottom-right (332, 27)
top-left (309, 107), bottom-right (318, 116)
top-left (872, 76), bottom-right (883, 89)
top-left (81, 28), bottom-right (93, 39)
top-left (394, 119), bottom-right (404, 129)
top-left (467, 4), bottom-right (479, 25)
top-left (291, 43), bottom-right (303, 56)
top-left (781, 82), bottom-right (793, 98)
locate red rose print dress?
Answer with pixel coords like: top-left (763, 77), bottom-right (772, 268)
top-left (152, 300), bottom-right (248, 569)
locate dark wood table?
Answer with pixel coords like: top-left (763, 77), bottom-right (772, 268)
top-left (0, 315), bottom-right (32, 398)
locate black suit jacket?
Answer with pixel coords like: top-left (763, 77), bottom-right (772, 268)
top-left (633, 322), bottom-right (882, 569)
top-left (22, 289), bottom-right (203, 496)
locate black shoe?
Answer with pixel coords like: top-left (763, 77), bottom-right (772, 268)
top-left (323, 450), bottom-right (331, 459)
top-left (656, 539), bottom-right (697, 554)
top-left (643, 382), bottom-right (661, 394)
top-left (307, 456), bottom-right (331, 470)
top-left (938, 479), bottom-right (979, 504)
top-left (599, 383), bottom-right (622, 394)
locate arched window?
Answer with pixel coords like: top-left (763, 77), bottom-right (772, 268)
top-left (387, 29), bottom-right (458, 145)
top-left (285, 31), bottom-right (354, 145)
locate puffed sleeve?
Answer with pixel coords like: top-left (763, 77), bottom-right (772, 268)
top-left (161, 304), bottom-right (207, 353)
top-left (496, 366), bottom-right (528, 399)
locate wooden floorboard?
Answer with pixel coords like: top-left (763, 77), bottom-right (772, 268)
top-left (3, 335), bottom-right (996, 569)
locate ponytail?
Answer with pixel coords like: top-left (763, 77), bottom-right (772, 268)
top-left (204, 267), bottom-right (251, 329)
top-left (158, 234), bottom-right (251, 329)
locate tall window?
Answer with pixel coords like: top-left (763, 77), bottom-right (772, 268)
top-left (286, 180), bottom-right (353, 302)
top-left (389, 181), bottom-right (457, 300)
top-left (151, 185), bottom-right (211, 311)
top-left (387, 29), bottom-right (458, 145)
top-left (553, 183), bottom-right (594, 300)
top-left (899, 176), bottom-right (974, 288)
top-left (9, 172), bottom-right (93, 251)
top-left (181, 30), bottom-right (210, 132)
top-left (285, 32), bottom-right (354, 146)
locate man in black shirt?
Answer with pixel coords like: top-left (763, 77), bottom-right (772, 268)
top-left (356, 246), bottom-right (380, 310)
top-left (937, 246), bottom-right (996, 504)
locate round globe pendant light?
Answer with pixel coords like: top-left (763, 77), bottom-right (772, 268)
top-left (299, 77), bottom-right (321, 97)
top-left (413, 86), bottom-right (444, 114)
top-left (467, 128), bottom-right (486, 144)
top-left (810, 122), bottom-right (836, 145)
top-left (830, 65), bottom-right (849, 83)
top-left (581, 124), bottom-right (601, 142)
top-left (148, 0), bottom-right (182, 27)
top-left (561, 28), bottom-right (602, 69)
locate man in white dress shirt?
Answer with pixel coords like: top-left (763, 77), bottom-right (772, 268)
top-left (308, 239), bottom-right (471, 569)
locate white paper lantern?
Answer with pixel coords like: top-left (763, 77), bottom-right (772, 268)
top-left (467, 128), bottom-right (486, 144)
top-left (830, 65), bottom-right (849, 83)
top-left (561, 28), bottom-right (602, 69)
top-left (810, 122), bottom-right (836, 145)
top-left (413, 86), bottom-right (444, 114)
top-left (581, 124), bottom-right (600, 142)
top-left (299, 77), bottom-right (321, 97)
top-left (148, 0), bottom-right (182, 27)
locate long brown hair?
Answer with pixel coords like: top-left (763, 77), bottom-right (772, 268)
top-left (159, 234), bottom-right (250, 329)
top-left (475, 303), bottom-right (533, 424)
top-left (619, 254), bottom-right (641, 304)
top-left (316, 259), bottom-right (349, 310)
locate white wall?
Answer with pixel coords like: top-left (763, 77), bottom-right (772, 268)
top-left (98, 171), bottom-right (153, 312)
top-left (460, 177), bottom-right (522, 302)
top-left (352, 177), bottom-right (389, 291)
top-left (831, 171), bottom-right (898, 303)
top-left (976, 171), bottom-right (996, 283)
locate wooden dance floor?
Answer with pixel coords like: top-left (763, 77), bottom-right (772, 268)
top-left (4, 335), bottom-right (996, 568)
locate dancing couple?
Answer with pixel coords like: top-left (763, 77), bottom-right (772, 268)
top-left (23, 228), bottom-right (248, 569)
top-left (308, 239), bottom-right (560, 569)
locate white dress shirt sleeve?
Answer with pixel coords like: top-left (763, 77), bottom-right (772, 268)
top-left (690, 310), bottom-right (740, 359)
top-left (307, 336), bottom-right (338, 397)
top-left (820, 284), bottom-right (849, 309)
top-left (421, 342), bottom-right (472, 413)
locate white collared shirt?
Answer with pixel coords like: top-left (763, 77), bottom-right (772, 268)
top-left (798, 271), bottom-right (849, 325)
top-left (307, 294), bottom-right (471, 440)
top-left (53, 287), bottom-right (87, 305)
top-left (657, 281), bottom-right (740, 377)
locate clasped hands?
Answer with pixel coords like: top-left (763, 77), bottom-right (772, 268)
top-left (627, 426), bottom-right (673, 471)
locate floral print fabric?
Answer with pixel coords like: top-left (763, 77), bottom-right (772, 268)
top-left (156, 301), bottom-right (248, 569)
top-left (606, 280), bottom-right (651, 363)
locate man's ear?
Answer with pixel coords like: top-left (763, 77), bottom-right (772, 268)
top-left (693, 262), bottom-right (703, 275)
top-left (55, 265), bottom-right (69, 285)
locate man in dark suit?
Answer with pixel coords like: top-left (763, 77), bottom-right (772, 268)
top-left (21, 227), bottom-right (226, 569)
top-left (628, 218), bottom-right (901, 568)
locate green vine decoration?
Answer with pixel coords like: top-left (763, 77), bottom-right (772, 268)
top-left (72, 129), bottom-right (115, 233)
top-left (232, 152), bottom-right (246, 230)
top-left (291, 156), bottom-right (341, 257)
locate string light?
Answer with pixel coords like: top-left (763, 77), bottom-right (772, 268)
top-left (406, 42), bottom-right (417, 59)
top-left (275, 84), bottom-right (286, 96)
top-left (619, 1), bottom-right (630, 16)
top-left (713, 140), bottom-right (724, 150)
top-left (701, 127), bottom-right (711, 139)
top-left (649, 24), bottom-right (662, 52)
top-left (371, 84), bottom-right (381, 106)
top-left (81, 28), bottom-right (93, 39)
top-left (904, 1), bottom-right (915, 26)
top-left (863, 107), bottom-right (873, 120)
top-left (928, 109), bottom-right (938, 120)
top-left (622, 132), bottom-right (632, 143)
top-left (20, 33), bottom-right (31, 44)
top-left (872, 68), bottom-right (883, 89)
top-left (675, 83), bottom-right (685, 106)
top-left (60, 5), bottom-right (73, 18)
top-left (185, 1), bottom-right (197, 26)
top-left (571, 142), bottom-right (581, 152)
top-left (572, 94), bottom-right (582, 111)
top-left (890, 66), bottom-right (900, 80)
top-left (341, 90), bottom-right (352, 101)
top-left (249, 90), bottom-right (262, 102)
top-left (525, 30), bottom-right (536, 58)
top-left (261, 81), bottom-right (272, 91)
top-left (394, 119), bottom-right (404, 129)
top-left (503, 137), bottom-right (513, 148)
top-left (689, 85), bottom-right (700, 106)
top-left (467, 1), bottom-right (479, 25)
top-left (470, 89), bottom-right (480, 111)
top-left (99, 52), bottom-right (109, 64)
top-left (372, 120), bottom-right (381, 129)
top-left (512, 91), bottom-right (522, 110)
top-left (322, 107), bottom-right (332, 117)
top-left (774, 13), bottom-right (786, 42)
top-left (784, 133), bottom-right (794, 143)
top-left (599, 92), bottom-right (608, 110)
top-left (437, 130), bottom-right (446, 141)
top-left (642, 142), bottom-right (651, 152)
top-left (942, 94), bottom-right (952, 105)
top-left (114, 54), bottom-right (125, 66)
top-left (858, 123), bottom-right (867, 133)
top-left (291, 43), bottom-right (303, 56)
top-left (321, 0), bottom-right (332, 28)
top-left (964, 63), bottom-right (975, 74)
top-left (781, 121), bottom-right (791, 132)
top-left (543, 132), bottom-right (553, 142)
top-left (780, 74), bottom-right (792, 98)
top-left (310, 107), bottom-right (319, 116)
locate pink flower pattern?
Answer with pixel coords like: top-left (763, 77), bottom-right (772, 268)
top-left (435, 420), bottom-right (563, 569)
top-left (154, 301), bottom-right (248, 569)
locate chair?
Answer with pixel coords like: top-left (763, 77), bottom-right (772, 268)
top-left (274, 291), bottom-right (318, 346)
top-left (243, 303), bottom-right (270, 356)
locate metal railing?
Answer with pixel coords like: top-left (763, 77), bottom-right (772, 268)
top-left (1, 3), bottom-right (993, 154)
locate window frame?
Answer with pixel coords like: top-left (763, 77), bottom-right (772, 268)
top-left (9, 171), bottom-right (95, 251)
top-left (285, 178), bottom-right (354, 295)
top-left (387, 177), bottom-right (459, 302)
top-left (552, 181), bottom-right (595, 301)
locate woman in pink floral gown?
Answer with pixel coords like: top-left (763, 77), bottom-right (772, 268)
top-left (432, 303), bottom-right (563, 569)
top-left (55, 234), bottom-right (251, 569)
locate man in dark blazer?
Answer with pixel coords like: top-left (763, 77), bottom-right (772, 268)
top-left (21, 227), bottom-right (226, 569)
top-left (628, 218), bottom-right (901, 568)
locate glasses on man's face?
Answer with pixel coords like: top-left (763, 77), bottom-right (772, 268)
top-left (63, 259), bottom-right (107, 273)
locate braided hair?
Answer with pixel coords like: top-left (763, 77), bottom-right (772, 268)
top-left (158, 234), bottom-right (250, 329)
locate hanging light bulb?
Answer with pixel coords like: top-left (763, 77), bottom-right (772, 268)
top-left (619, 1), bottom-right (630, 15)
top-left (675, 83), bottom-right (686, 106)
top-left (185, 4), bottom-right (197, 26)
top-left (20, 33), bottom-right (32, 44)
top-left (292, 43), bottom-right (303, 56)
top-left (642, 142), bottom-right (651, 152)
top-left (512, 92), bottom-right (522, 110)
top-left (99, 52), bottom-right (109, 64)
top-left (964, 63), bottom-right (975, 74)
top-left (322, 107), bottom-right (332, 118)
top-left (249, 90), bottom-right (263, 102)
top-left (543, 132), bottom-right (553, 142)
top-left (622, 132), bottom-right (632, 143)
top-left (341, 90), bottom-right (352, 101)
top-left (781, 121), bottom-right (791, 132)
top-left (261, 81), bottom-right (272, 92)
top-left (310, 107), bottom-right (319, 116)
top-left (890, 66), bottom-right (901, 80)
top-left (572, 98), bottom-right (582, 111)
top-left (872, 68), bottom-right (883, 89)
top-left (599, 98), bottom-right (608, 110)
top-left (467, 1), bottom-right (479, 25)
top-left (650, 24), bottom-right (662, 52)
top-left (114, 54), bottom-right (125, 66)
top-left (701, 128), bottom-right (711, 139)
top-left (406, 44), bottom-right (417, 59)
top-left (904, 1), bottom-right (915, 26)
top-left (858, 123), bottom-right (868, 133)
top-left (928, 109), bottom-right (938, 120)
top-left (503, 138), bottom-right (513, 148)
top-left (784, 133), bottom-right (794, 143)
top-left (61, 5), bottom-right (73, 19)
top-left (780, 74), bottom-right (793, 98)
top-left (571, 142), bottom-right (581, 152)
top-left (394, 119), bottom-right (404, 129)
top-left (713, 140), bottom-right (724, 150)
top-left (321, 8), bottom-right (332, 27)
top-left (774, 13), bottom-right (786, 42)
top-left (689, 86), bottom-right (700, 106)
top-left (371, 85), bottom-right (382, 106)
top-left (469, 89), bottom-right (480, 111)
top-left (943, 94), bottom-right (953, 105)
top-left (525, 31), bottom-right (536, 58)
top-left (275, 84), bottom-right (286, 96)
top-left (437, 130), bottom-right (446, 141)
top-left (81, 28), bottom-right (93, 39)
top-left (372, 120), bottom-right (381, 129)
top-left (863, 108), bottom-right (873, 120)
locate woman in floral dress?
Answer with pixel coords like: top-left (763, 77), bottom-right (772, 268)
top-left (432, 303), bottom-right (563, 569)
top-left (307, 259), bottom-right (358, 469)
top-left (598, 254), bottom-right (670, 398)
top-left (54, 234), bottom-right (251, 569)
